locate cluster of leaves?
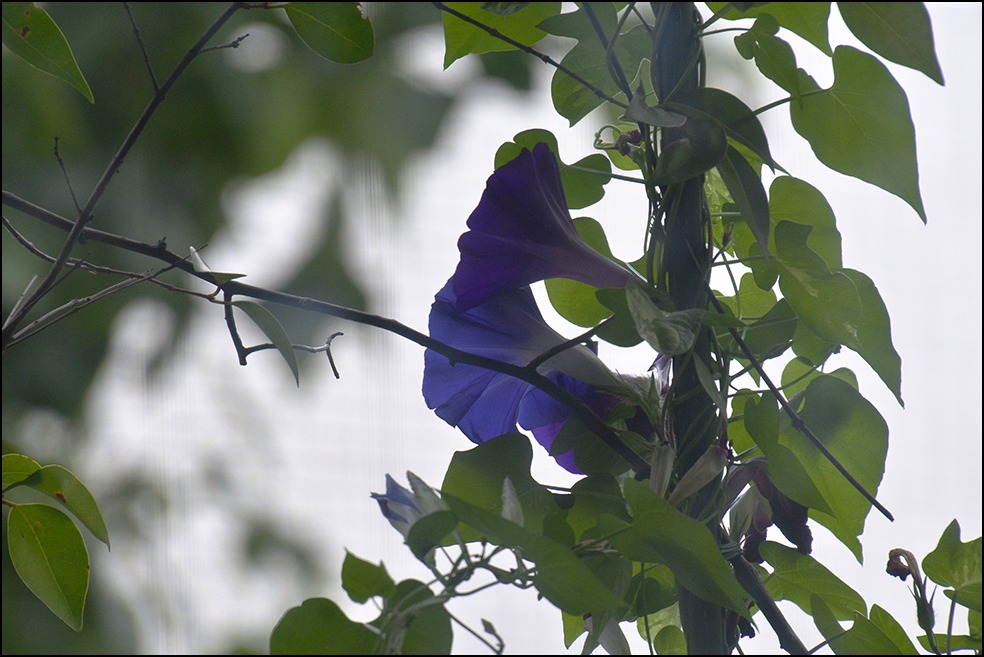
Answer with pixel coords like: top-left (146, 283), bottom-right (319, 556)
top-left (2, 1), bottom-right (451, 643)
top-left (2, 2), bottom-right (981, 655)
top-left (291, 436), bottom-right (981, 654)
top-left (2, 453), bottom-right (109, 631)
top-left (274, 2), bottom-right (980, 654)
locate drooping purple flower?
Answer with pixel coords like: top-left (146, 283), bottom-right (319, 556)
top-left (452, 143), bottom-right (634, 311)
top-left (743, 468), bottom-right (813, 563)
top-left (423, 280), bottom-right (620, 473)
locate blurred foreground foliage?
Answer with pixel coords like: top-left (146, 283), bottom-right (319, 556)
top-left (2, 3), bottom-right (528, 652)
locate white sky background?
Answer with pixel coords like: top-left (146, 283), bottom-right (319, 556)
top-left (57, 3), bottom-right (982, 654)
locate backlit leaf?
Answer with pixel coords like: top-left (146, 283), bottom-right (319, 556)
top-left (2, 453), bottom-right (41, 486)
top-left (708, 2), bottom-right (832, 54)
top-left (27, 465), bottom-right (110, 548)
top-left (760, 541), bottom-right (866, 619)
top-left (790, 46), bottom-right (926, 221)
top-left (759, 376), bottom-right (888, 561)
top-left (546, 218), bottom-right (621, 327)
top-left (7, 504), bottom-right (89, 631)
top-left (841, 269), bottom-right (903, 406)
top-left (775, 221), bottom-right (861, 350)
top-left (599, 480), bottom-right (749, 615)
top-left (441, 2), bottom-right (559, 68)
top-left (838, 2), bottom-right (943, 84)
top-left (626, 285), bottom-right (704, 355)
top-left (284, 2), bottom-right (374, 64)
top-left (494, 129), bottom-right (612, 209)
top-left (716, 144), bottom-right (770, 258)
top-left (341, 552), bottom-right (394, 603)
top-left (270, 597), bottom-right (378, 654)
top-left (923, 520), bottom-right (983, 613)
top-left (233, 300), bottom-right (300, 386)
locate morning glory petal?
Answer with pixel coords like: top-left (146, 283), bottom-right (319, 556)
top-left (423, 281), bottom-right (617, 466)
top-left (452, 143), bottom-right (633, 311)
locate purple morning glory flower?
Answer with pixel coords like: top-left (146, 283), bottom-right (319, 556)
top-left (452, 143), bottom-right (635, 311)
top-left (423, 280), bottom-right (620, 473)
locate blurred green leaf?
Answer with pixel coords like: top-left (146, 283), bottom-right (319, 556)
top-left (923, 520), bottom-right (983, 613)
top-left (284, 2), bottom-right (374, 64)
top-left (837, 2), bottom-right (943, 84)
top-left (233, 300), bottom-right (300, 387)
top-left (341, 552), bottom-right (394, 604)
top-left (1, 2), bottom-right (93, 102)
top-left (7, 504), bottom-right (89, 631)
top-left (2, 453), bottom-right (41, 486)
top-left (441, 1), bottom-right (559, 67)
top-left (760, 541), bottom-right (866, 619)
top-left (270, 597), bottom-right (378, 654)
top-left (26, 465), bottom-right (110, 548)
top-left (791, 46), bottom-right (926, 222)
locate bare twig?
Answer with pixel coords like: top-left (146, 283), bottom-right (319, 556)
top-left (4, 190), bottom-right (649, 474)
top-left (53, 137), bottom-right (82, 215)
top-left (123, 2), bottom-right (159, 92)
top-left (7, 266), bottom-right (173, 347)
top-left (200, 33), bottom-right (250, 53)
top-left (1, 2), bottom-right (244, 352)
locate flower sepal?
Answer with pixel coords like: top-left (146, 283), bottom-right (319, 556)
top-left (371, 472), bottom-right (457, 565)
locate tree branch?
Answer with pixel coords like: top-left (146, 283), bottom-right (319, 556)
top-left (3, 190), bottom-right (649, 474)
top-left (1, 2), bottom-right (244, 351)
